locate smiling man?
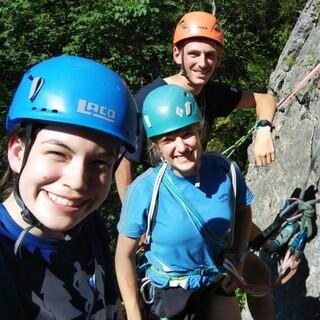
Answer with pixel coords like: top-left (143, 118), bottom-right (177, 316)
top-left (115, 11), bottom-right (276, 202)
top-left (115, 11), bottom-right (276, 320)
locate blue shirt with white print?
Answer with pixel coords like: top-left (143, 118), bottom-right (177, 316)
top-left (118, 153), bottom-right (253, 289)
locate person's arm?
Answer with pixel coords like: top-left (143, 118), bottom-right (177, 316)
top-left (231, 205), bottom-right (252, 257)
top-left (115, 234), bottom-right (142, 320)
top-left (221, 205), bottom-right (252, 293)
top-left (237, 91), bottom-right (276, 166)
top-left (115, 157), bottom-right (133, 202)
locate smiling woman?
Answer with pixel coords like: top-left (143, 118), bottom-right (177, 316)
top-left (0, 55), bottom-right (137, 319)
top-left (7, 125), bottom-right (119, 238)
top-left (156, 125), bottom-right (202, 177)
top-left (115, 85), bottom-right (253, 320)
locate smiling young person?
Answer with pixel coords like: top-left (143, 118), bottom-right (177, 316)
top-left (115, 11), bottom-right (276, 202)
top-left (115, 85), bottom-right (253, 320)
top-left (0, 55), bottom-right (137, 319)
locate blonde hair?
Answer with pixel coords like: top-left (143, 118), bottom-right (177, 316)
top-left (146, 124), bottom-right (203, 166)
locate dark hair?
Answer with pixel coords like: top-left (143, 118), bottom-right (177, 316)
top-left (0, 126), bottom-right (25, 200)
top-left (0, 124), bottom-right (43, 200)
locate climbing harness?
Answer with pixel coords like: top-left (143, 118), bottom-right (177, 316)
top-left (222, 61), bottom-right (320, 158)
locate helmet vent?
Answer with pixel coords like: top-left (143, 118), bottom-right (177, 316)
top-left (28, 77), bottom-right (44, 101)
top-left (31, 106), bottom-right (58, 113)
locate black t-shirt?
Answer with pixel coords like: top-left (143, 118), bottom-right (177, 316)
top-left (126, 76), bottom-right (242, 163)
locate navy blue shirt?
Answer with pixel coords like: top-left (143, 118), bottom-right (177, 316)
top-left (126, 77), bottom-right (242, 163)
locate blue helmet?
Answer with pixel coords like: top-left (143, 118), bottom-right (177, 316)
top-left (6, 55), bottom-right (137, 152)
top-left (142, 84), bottom-right (201, 138)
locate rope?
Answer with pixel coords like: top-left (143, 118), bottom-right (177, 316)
top-left (277, 62), bottom-right (320, 112)
top-left (299, 138), bottom-right (320, 200)
top-left (233, 135), bottom-right (320, 297)
top-left (221, 127), bottom-right (255, 158)
top-left (145, 162), bottom-right (168, 244)
top-left (223, 226), bottom-right (310, 297)
top-left (211, 0), bottom-right (216, 15)
top-left (221, 62), bottom-right (320, 157)
top-left (158, 160), bottom-right (237, 250)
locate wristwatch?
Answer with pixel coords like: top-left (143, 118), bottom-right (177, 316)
top-left (256, 119), bottom-right (274, 132)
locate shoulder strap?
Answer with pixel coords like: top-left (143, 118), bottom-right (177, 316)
top-left (145, 162), bottom-right (168, 244)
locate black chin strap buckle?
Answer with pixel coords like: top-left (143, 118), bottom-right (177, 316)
top-left (21, 208), bottom-right (41, 227)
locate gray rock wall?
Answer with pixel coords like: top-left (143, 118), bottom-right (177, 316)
top-left (243, 0), bottom-right (320, 319)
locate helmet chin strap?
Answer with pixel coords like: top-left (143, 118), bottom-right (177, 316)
top-left (13, 186), bottom-right (41, 256)
top-left (15, 124), bottom-right (42, 226)
top-left (180, 47), bottom-right (192, 83)
top-left (14, 183), bottom-right (41, 227)
top-left (113, 149), bottom-right (127, 174)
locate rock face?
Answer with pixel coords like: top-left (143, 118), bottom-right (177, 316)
top-left (243, 0), bottom-right (320, 319)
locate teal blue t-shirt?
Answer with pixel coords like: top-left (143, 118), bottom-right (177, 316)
top-left (118, 153), bottom-right (253, 288)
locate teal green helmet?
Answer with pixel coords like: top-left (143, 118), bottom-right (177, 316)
top-left (142, 84), bottom-right (201, 138)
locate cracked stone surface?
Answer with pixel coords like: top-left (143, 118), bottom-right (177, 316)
top-left (242, 0), bottom-right (320, 319)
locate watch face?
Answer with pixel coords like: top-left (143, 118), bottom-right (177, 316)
top-left (257, 119), bottom-right (271, 127)
top-left (256, 119), bottom-right (274, 131)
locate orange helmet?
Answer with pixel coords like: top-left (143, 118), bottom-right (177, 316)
top-left (173, 11), bottom-right (224, 47)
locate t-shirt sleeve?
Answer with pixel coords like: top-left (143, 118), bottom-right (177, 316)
top-left (123, 78), bottom-right (166, 163)
top-left (205, 82), bottom-right (242, 117)
top-left (117, 172), bottom-right (152, 238)
top-left (233, 161), bottom-right (254, 208)
top-left (119, 88), bottom-right (146, 163)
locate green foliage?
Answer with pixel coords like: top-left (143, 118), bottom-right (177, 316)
top-left (236, 289), bottom-right (247, 311)
top-left (207, 109), bottom-right (256, 172)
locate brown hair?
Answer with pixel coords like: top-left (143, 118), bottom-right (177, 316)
top-left (0, 124), bottom-right (43, 200)
top-left (0, 126), bottom-right (26, 200)
top-left (176, 37), bottom-right (224, 66)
